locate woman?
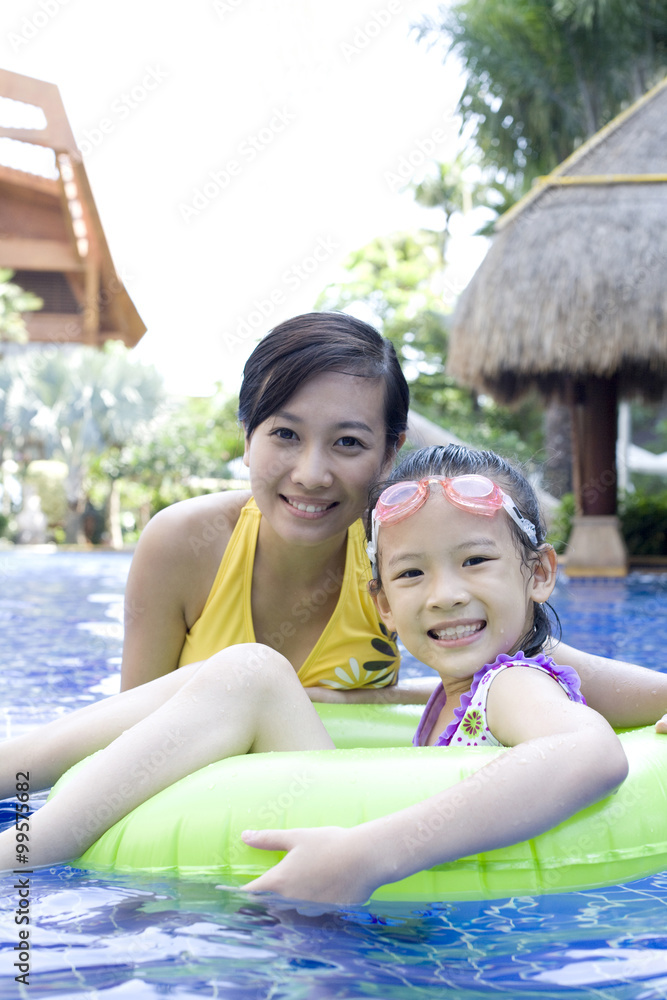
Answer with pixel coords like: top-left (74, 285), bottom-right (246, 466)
top-left (120, 311), bottom-right (664, 712)
top-left (120, 311), bottom-right (413, 697)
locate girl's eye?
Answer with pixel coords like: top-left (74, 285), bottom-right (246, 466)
top-left (463, 556), bottom-right (488, 567)
top-left (397, 568), bottom-right (423, 579)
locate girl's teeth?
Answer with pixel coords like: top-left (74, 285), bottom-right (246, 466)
top-left (433, 624), bottom-right (482, 639)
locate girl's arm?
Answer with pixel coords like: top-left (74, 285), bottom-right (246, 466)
top-left (243, 667), bottom-right (628, 903)
top-left (548, 640), bottom-right (667, 728)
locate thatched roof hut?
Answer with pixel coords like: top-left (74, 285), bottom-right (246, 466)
top-left (449, 76), bottom-right (667, 404)
top-left (448, 76), bottom-right (667, 575)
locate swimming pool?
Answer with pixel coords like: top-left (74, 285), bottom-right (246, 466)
top-left (2, 551), bottom-right (667, 998)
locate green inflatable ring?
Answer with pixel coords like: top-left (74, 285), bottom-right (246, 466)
top-left (52, 704), bottom-right (667, 901)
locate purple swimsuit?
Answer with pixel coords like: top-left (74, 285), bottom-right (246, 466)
top-left (413, 651), bottom-right (586, 748)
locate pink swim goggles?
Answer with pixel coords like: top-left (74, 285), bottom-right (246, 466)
top-left (366, 474), bottom-right (538, 574)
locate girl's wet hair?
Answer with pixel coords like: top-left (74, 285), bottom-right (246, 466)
top-left (366, 444), bottom-right (560, 657)
top-left (238, 312), bottom-right (409, 457)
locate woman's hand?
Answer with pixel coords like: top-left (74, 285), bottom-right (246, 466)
top-left (240, 826), bottom-right (377, 904)
top-left (656, 715), bottom-right (667, 734)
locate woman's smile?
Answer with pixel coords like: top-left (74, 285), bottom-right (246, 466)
top-left (245, 371), bottom-right (390, 545)
top-left (281, 495), bottom-right (340, 518)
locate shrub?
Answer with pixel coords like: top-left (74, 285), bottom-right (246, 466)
top-left (619, 491), bottom-right (667, 557)
top-left (550, 490), bottom-right (667, 557)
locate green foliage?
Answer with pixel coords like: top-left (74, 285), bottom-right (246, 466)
top-left (0, 269), bottom-right (42, 345)
top-left (88, 390), bottom-right (245, 525)
top-left (316, 223), bottom-right (545, 466)
top-left (0, 343), bottom-right (246, 543)
top-left (619, 491), bottom-right (667, 557)
top-left (550, 490), bottom-right (667, 556)
top-left (547, 492), bottom-right (576, 553)
top-left (24, 464), bottom-right (68, 535)
top-left (418, 0), bottom-right (667, 193)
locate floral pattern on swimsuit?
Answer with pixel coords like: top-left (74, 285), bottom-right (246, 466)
top-left (413, 651), bottom-right (586, 748)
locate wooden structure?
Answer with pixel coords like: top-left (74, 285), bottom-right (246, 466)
top-left (0, 69), bottom-right (144, 347)
top-left (449, 77), bottom-right (667, 575)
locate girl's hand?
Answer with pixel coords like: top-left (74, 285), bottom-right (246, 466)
top-left (656, 715), bottom-right (667, 734)
top-left (240, 826), bottom-right (376, 905)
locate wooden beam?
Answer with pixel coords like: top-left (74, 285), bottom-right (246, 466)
top-left (83, 257), bottom-right (100, 345)
top-left (0, 70), bottom-right (79, 153)
top-left (22, 312), bottom-right (83, 344)
top-left (573, 377), bottom-right (619, 517)
top-left (0, 237), bottom-right (83, 270)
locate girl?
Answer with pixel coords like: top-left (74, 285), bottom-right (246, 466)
top-left (2, 445), bottom-right (666, 904)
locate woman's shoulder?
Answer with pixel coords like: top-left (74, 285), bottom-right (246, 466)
top-left (136, 490), bottom-right (253, 572)
top-left (148, 489), bottom-right (251, 532)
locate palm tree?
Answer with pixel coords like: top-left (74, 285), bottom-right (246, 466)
top-left (418, 0), bottom-right (667, 190)
top-left (22, 344), bottom-right (164, 543)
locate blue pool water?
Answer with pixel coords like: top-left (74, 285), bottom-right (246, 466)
top-left (2, 552), bottom-right (667, 998)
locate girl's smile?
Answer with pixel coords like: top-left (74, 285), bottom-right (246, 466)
top-left (427, 619), bottom-right (486, 644)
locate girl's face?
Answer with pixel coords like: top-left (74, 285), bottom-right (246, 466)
top-left (244, 371), bottom-right (399, 548)
top-left (371, 491), bottom-right (556, 693)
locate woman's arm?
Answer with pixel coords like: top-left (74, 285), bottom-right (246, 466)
top-left (120, 491), bottom-right (248, 690)
top-left (548, 640), bottom-right (667, 728)
top-left (243, 668), bottom-right (628, 903)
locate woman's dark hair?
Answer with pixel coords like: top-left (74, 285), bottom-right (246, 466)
top-left (366, 444), bottom-right (560, 657)
top-left (237, 312), bottom-right (409, 456)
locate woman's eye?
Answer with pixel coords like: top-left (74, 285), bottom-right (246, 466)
top-left (336, 436), bottom-right (362, 448)
top-left (271, 427), bottom-right (297, 441)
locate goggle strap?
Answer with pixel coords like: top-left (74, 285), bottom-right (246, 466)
top-left (502, 496), bottom-right (538, 545)
top-left (367, 513), bottom-right (379, 576)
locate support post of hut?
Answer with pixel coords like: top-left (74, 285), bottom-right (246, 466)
top-left (565, 376), bottom-right (628, 576)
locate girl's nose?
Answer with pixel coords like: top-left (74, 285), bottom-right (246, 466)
top-left (290, 447), bottom-right (334, 490)
top-left (426, 571), bottom-right (469, 610)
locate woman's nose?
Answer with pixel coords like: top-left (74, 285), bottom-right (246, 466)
top-left (290, 447), bottom-right (334, 490)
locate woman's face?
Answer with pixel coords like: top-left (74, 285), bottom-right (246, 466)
top-left (244, 371), bottom-right (395, 547)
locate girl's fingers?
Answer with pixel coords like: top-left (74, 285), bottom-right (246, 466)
top-left (241, 828), bottom-right (293, 851)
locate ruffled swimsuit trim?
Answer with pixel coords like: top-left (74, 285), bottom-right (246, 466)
top-left (413, 651), bottom-right (586, 748)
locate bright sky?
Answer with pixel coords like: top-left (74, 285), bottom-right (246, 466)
top-left (0, 0), bottom-right (487, 396)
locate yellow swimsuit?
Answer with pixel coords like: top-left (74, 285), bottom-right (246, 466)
top-left (178, 498), bottom-right (400, 688)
